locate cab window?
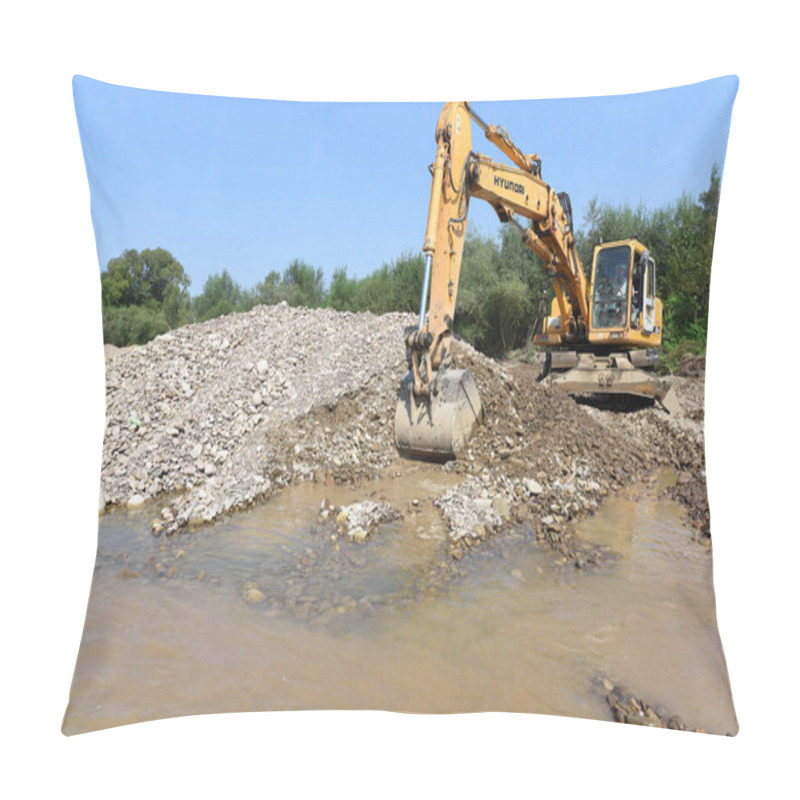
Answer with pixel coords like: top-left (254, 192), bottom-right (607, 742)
top-left (592, 245), bottom-right (631, 329)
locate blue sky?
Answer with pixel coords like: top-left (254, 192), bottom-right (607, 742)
top-left (73, 75), bottom-right (737, 293)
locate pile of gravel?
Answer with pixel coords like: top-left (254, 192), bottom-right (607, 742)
top-left (102, 302), bottom-right (414, 531)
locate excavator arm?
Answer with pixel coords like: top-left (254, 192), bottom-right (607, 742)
top-left (409, 102), bottom-right (590, 394)
top-left (468, 151), bottom-right (589, 335)
top-left (395, 102), bottom-right (675, 460)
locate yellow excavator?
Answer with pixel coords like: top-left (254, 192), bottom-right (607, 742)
top-left (395, 101), bottom-right (678, 461)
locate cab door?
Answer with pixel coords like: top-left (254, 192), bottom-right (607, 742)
top-left (643, 255), bottom-right (656, 333)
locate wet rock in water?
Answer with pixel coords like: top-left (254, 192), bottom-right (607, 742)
top-left (599, 676), bottom-right (705, 733)
top-left (471, 524), bottom-right (487, 540)
top-left (435, 477), bottom-right (505, 546)
top-left (325, 500), bottom-right (399, 542)
top-left (118, 567), bottom-right (141, 580)
top-left (242, 582), bottom-right (266, 604)
top-left (349, 526), bottom-right (368, 543)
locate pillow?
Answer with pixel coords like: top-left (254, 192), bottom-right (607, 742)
top-left (64, 75), bottom-right (738, 736)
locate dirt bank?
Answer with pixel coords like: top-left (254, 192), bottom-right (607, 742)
top-left (429, 346), bottom-right (708, 562)
top-left (100, 303), bottom-right (710, 560)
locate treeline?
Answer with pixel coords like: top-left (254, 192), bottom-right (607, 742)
top-left (101, 232), bottom-right (549, 356)
top-left (101, 167), bottom-right (721, 367)
top-left (101, 253), bottom-right (327, 346)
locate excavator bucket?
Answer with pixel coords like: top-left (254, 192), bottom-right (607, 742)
top-left (395, 368), bottom-right (483, 461)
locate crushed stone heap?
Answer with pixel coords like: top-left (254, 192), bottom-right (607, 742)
top-left (102, 302), bottom-right (415, 531)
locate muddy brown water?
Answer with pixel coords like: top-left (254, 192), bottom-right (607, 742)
top-left (63, 467), bottom-right (737, 735)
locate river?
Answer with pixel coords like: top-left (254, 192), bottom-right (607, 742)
top-left (63, 467), bottom-right (737, 735)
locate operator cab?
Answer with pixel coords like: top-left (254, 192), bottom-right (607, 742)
top-left (591, 244), bottom-right (631, 329)
top-left (590, 242), bottom-right (656, 333)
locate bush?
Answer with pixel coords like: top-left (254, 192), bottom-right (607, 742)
top-left (325, 267), bottom-right (359, 311)
top-left (659, 338), bottom-right (706, 375)
top-left (194, 270), bottom-right (245, 322)
top-left (102, 305), bottom-right (170, 346)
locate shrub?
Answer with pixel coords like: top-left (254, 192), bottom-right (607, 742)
top-left (102, 305), bottom-right (170, 346)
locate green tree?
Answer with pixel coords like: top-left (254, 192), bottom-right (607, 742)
top-left (193, 270), bottom-right (244, 322)
top-left (326, 267), bottom-right (358, 311)
top-left (455, 229), bottom-right (501, 348)
top-left (575, 198), bottom-right (656, 269)
top-left (101, 249), bottom-right (145, 307)
top-left (453, 227), bottom-right (550, 356)
top-left (142, 247), bottom-right (191, 304)
top-left (100, 247), bottom-right (191, 345)
top-left (351, 265), bottom-right (395, 313)
top-left (101, 248), bottom-right (190, 308)
top-left (387, 252), bottom-right (426, 314)
top-left (102, 305), bottom-right (170, 346)
top-left (252, 270), bottom-right (283, 305)
top-left (321, 253), bottom-right (425, 315)
top-left (251, 260), bottom-right (325, 308)
top-left (281, 259), bottom-right (325, 307)
top-left (483, 278), bottom-right (534, 354)
top-left (162, 282), bottom-right (194, 328)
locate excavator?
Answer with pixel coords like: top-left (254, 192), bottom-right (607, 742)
top-left (395, 101), bottom-right (679, 461)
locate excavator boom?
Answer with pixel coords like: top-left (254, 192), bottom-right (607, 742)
top-left (395, 102), bottom-right (676, 461)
